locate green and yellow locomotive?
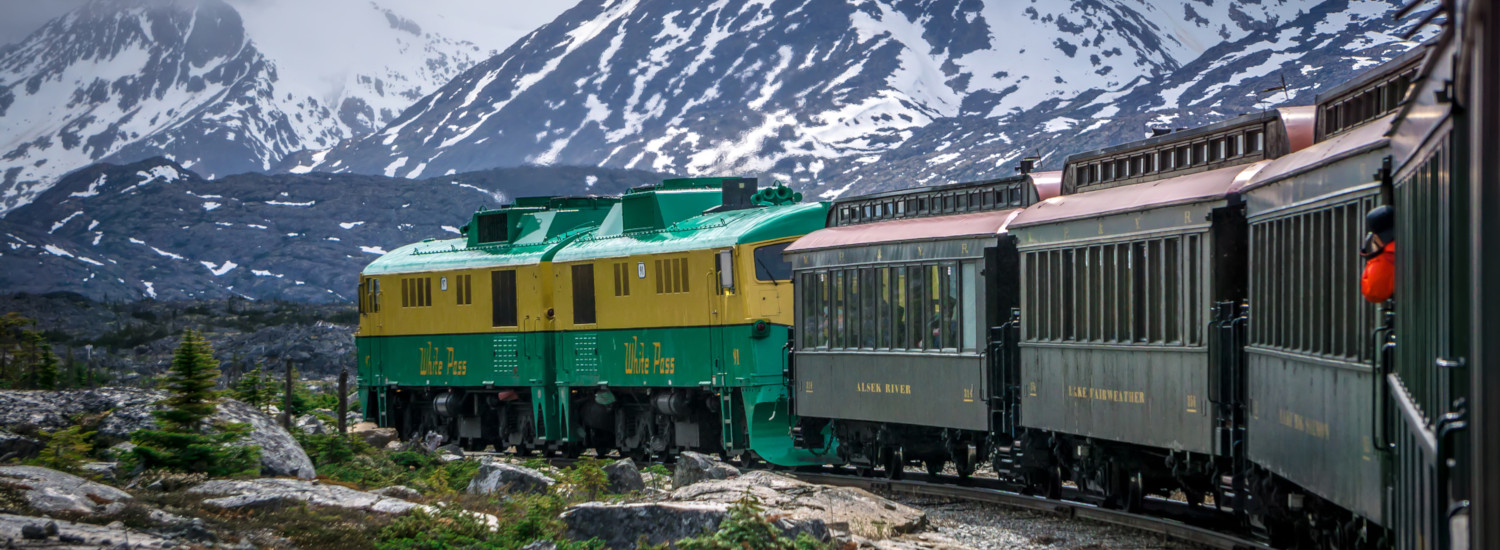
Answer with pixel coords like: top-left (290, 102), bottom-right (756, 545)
top-left (356, 178), bottom-right (836, 465)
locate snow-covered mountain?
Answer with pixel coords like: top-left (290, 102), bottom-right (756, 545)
top-left (293, 0), bottom-right (1431, 197)
top-left (0, 0), bottom-right (521, 215)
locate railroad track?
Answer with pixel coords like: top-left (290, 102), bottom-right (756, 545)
top-left (788, 470), bottom-right (1271, 550)
top-left (464, 451), bottom-right (1271, 550)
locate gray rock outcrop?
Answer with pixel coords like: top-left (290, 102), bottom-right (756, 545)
top-left (294, 414), bottom-right (329, 435)
top-left (349, 422), bottom-right (398, 448)
top-left (668, 470), bottom-right (925, 540)
top-left (467, 460), bottom-right (555, 495)
top-left (0, 466), bottom-right (133, 516)
top-left (369, 485), bottom-right (423, 500)
top-left (0, 429), bottom-right (40, 461)
top-left (561, 501), bottom-right (828, 549)
top-left (672, 451), bottom-right (739, 488)
top-left (0, 513), bottom-right (171, 548)
top-left (189, 478), bottom-right (427, 515)
top-left (603, 458), bottom-right (646, 494)
top-left (0, 388), bottom-right (314, 479)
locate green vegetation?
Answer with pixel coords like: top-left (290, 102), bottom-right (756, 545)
top-left (230, 364), bottom-right (280, 414)
top-left (296, 432), bottom-right (480, 495)
top-left (25, 425), bottom-right (95, 474)
top-left (643, 463), bottom-right (672, 491)
top-left (127, 330), bottom-right (260, 476)
top-left (0, 313), bottom-right (65, 390)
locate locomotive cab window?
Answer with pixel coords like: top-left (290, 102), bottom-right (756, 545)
top-left (491, 270), bottom-right (518, 327)
top-left (754, 243), bottom-right (793, 281)
top-left (572, 264), bottom-right (596, 325)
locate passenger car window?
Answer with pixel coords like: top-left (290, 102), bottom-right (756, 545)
top-left (753, 243), bottom-right (793, 281)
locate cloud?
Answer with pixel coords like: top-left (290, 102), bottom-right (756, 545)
top-left (0, 0), bottom-right (89, 45)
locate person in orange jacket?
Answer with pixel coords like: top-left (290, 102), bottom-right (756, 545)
top-left (1361, 205), bottom-right (1395, 303)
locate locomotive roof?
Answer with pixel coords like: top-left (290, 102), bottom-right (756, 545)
top-left (1009, 162), bottom-right (1268, 229)
top-left (784, 208), bottom-right (1023, 254)
top-left (550, 201), bottom-right (828, 262)
top-left (361, 206), bottom-right (607, 275)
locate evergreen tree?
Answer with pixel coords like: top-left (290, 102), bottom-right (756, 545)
top-left (231, 365), bottom-right (277, 413)
top-left (29, 425), bottom-right (94, 473)
top-left (129, 330), bottom-right (260, 476)
top-left (31, 334), bottom-right (58, 390)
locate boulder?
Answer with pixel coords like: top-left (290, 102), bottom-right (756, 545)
top-left (294, 414), bottom-right (329, 435)
top-left (0, 429), bottom-right (41, 461)
top-left (0, 466), bottom-right (132, 516)
top-left (81, 462), bottom-right (118, 482)
top-left (561, 501), bottom-right (829, 549)
top-left (0, 513), bottom-right (171, 547)
top-left (98, 395), bottom-right (316, 480)
top-left (669, 470), bottom-right (925, 540)
top-left (370, 485), bottom-right (423, 500)
top-left (350, 421), bottom-right (398, 448)
top-left (562, 502), bottom-right (727, 549)
top-left (467, 460), bottom-right (555, 495)
top-left (189, 478), bottom-right (428, 515)
top-left (603, 458), bottom-right (646, 494)
top-left (436, 443), bottom-right (464, 463)
top-left (521, 540), bottom-right (558, 550)
top-left (673, 451), bottom-right (739, 488)
top-left (0, 389), bottom-right (315, 479)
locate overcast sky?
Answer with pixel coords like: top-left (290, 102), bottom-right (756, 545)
top-left (0, 0), bottom-right (89, 44)
top-left (0, 0), bottom-right (579, 48)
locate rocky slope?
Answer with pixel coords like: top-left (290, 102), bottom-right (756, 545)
top-left (0, 388), bottom-right (313, 478)
top-left (0, 293), bottom-right (356, 381)
top-left (0, 158), bottom-right (661, 302)
top-left (292, 0), bottom-right (1435, 199)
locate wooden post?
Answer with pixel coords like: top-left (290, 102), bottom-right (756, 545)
top-left (281, 358), bottom-right (294, 429)
top-left (337, 369), bottom-right (349, 435)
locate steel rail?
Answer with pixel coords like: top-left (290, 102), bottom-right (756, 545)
top-left (788, 472), bottom-right (1271, 550)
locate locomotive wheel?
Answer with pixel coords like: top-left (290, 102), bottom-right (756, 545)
top-left (925, 460), bottom-right (946, 477)
top-left (954, 450), bottom-right (976, 479)
top-left (1126, 473), bottom-right (1144, 512)
top-left (1044, 466), bottom-right (1063, 500)
top-left (885, 448), bottom-right (905, 480)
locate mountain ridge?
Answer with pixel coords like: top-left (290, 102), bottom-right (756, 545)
top-left (0, 0), bottom-right (508, 215)
top-left (290, 0), bottom-right (1430, 199)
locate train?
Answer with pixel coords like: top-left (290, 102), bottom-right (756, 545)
top-left (357, 5), bottom-right (1497, 547)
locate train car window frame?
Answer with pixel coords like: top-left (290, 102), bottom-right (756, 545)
top-left (571, 264), bottom-right (596, 325)
top-left (491, 270), bottom-right (518, 327)
top-left (832, 270), bottom-right (846, 348)
top-left (879, 268), bottom-right (894, 349)
top-left (943, 263), bottom-right (961, 350)
top-left (962, 262), bottom-right (978, 351)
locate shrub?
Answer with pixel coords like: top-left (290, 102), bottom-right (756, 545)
top-left (26, 425), bottom-right (94, 473)
top-left (556, 458), bottom-right (608, 500)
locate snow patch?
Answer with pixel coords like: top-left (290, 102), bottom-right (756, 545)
top-left (200, 260), bottom-right (238, 276)
top-left (50, 211), bottom-right (85, 234)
